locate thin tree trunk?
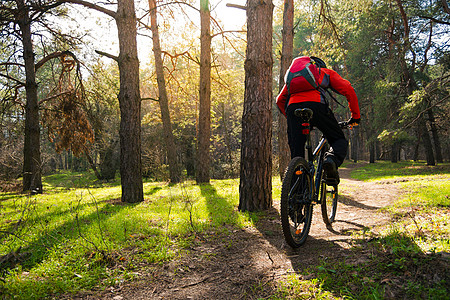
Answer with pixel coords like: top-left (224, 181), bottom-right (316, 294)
top-left (369, 141), bottom-right (375, 163)
top-left (184, 143), bottom-right (195, 177)
top-left (393, 0), bottom-right (436, 167)
top-left (427, 108), bottom-right (443, 163)
top-left (116, 0), bottom-right (144, 202)
top-left (391, 143), bottom-right (398, 163)
top-left (84, 149), bottom-right (102, 180)
top-left (418, 114), bottom-right (436, 166)
top-left (239, 0), bottom-right (274, 212)
top-left (196, 0), bottom-right (212, 183)
top-left (220, 100), bottom-right (234, 176)
top-left (277, 0), bottom-right (293, 180)
top-left (149, 0), bottom-right (180, 183)
top-left (17, 0), bottom-right (42, 193)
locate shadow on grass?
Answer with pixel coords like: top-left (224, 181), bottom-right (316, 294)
top-left (245, 196), bottom-right (449, 299)
top-left (144, 186), bottom-right (163, 196)
top-left (199, 183), bottom-right (239, 227)
top-left (0, 196), bottom-right (138, 271)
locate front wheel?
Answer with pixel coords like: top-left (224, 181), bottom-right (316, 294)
top-left (320, 179), bottom-right (338, 226)
top-left (280, 157), bottom-right (313, 248)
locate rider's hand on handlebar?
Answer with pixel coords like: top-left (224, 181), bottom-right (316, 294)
top-left (347, 118), bottom-right (360, 127)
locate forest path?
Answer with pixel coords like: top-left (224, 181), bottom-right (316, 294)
top-left (78, 162), bottom-right (400, 300)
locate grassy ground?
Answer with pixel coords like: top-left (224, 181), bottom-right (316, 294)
top-left (0, 161), bottom-right (449, 299)
top-left (0, 174), bottom-right (254, 298)
top-left (305, 161), bottom-right (450, 299)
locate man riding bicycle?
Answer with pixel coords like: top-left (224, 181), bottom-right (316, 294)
top-left (276, 56), bottom-right (361, 183)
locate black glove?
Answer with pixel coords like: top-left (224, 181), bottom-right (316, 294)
top-left (347, 118), bottom-right (360, 126)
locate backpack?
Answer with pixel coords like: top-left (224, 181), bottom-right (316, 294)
top-left (284, 56), bottom-right (344, 110)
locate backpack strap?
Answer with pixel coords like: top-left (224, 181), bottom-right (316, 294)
top-left (318, 86), bottom-right (346, 108)
top-left (284, 57), bottom-right (346, 111)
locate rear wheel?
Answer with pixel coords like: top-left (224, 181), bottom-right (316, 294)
top-left (280, 157), bottom-right (313, 248)
top-left (320, 176), bottom-right (338, 225)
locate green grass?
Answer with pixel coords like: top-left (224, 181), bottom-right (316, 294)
top-left (298, 160), bottom-right (450, 299)
top-left (1, 161), bottom-right (449, 299)
top-left (311, 230), bottom-right (449, 299)
top-left (350, 160), bottom-right (450, 182)
top-left (0, 174), bottom-right (251, 299)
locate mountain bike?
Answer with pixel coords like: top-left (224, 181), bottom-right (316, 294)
top-left (280, 108), bottom-right (351, 248)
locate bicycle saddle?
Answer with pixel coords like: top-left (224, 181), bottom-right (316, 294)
top-left (294, 108), bottom-right (313, 121)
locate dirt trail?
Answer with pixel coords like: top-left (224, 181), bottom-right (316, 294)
top-left (76, 162), bottom-right (400, 300)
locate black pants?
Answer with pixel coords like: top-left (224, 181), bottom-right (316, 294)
top-left (286, 102), bottom-right (348, 167)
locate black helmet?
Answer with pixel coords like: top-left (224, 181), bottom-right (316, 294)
top-left (311, 56), bottom-right (327, 69)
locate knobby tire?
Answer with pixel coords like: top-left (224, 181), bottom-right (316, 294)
top-left (320, 179), bottom-right (338, 226)
top-left (280, 157), bottom-right (313, 248)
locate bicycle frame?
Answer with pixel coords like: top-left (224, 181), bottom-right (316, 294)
top-left (303, 122), bottom-right (328, 204)
top-left (281, 107), bottom-right (351, 247)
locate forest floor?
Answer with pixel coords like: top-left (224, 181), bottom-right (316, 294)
top-left (69, 162), bottom-right (448, 299)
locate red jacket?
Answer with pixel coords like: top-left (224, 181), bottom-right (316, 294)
top-left (276, 64), bottom-right (360, 119)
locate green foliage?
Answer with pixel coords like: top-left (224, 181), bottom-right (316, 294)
top-left (139, 33), bottom-right (245, 180)
top-left (277, 0), bottom-right (449, 161)
top-left (377, 129), bottom-right (415, 146)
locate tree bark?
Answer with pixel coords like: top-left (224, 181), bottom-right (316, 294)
top-left (16, 0), bottom-right (43, 193)
top-left (84, 149), bottom-right (102, 180)
top-left (426, 108), bottom-right (443, 163)
top-left (149, 0), bottom-right (180, 183)
top-left (391, 143), bottom-right (399, 163)
top-left (116, 0), bottom-right (144, 202)
top-left (65, 0), bottom-right (143, 202)
top-left (196, 0), bottom-right (212, 183)
top-left (418, 113), bottom-right (436, 166)
top-left (239, 0), bottom-right (274, 212)
top-left (369, 141), bottom-right (375, 163)
top-left (277, 0), bottom-right (293, 180)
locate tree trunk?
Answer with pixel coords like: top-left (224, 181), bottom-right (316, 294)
top-left (394, 0), bottom-right (436, 166)
top-left (277, 0), bottom-right (293, 180)
top-left (427, 108), bottom-right (443, 163)
top-left (369, 141), bottom-right (375, 163)
top-left (220, 100), bottom-right (235, 177)
top-left (116, 0), bottom-right (144, 202)
top-left (239, 0), bottom-right (274, 212)
top-left (84, 149), bottom-right (102, 180)
top-left (185, 142), bottom-right (195, 177)
top-left (99, 140), bottom-right (119, 180)
top-left (196, 0), bottom-right (212, 183)
top-left (418, 114), bottom-right (435, 166)
top-left (391, 143), bottom-right (399, 163)
top-left (17, 0), bottom-right (42, 194)
top-left (149, 0), bottom-right (180, 184)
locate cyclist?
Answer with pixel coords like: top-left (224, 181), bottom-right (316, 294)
top-left (276, 56), bottom-right (360, 184)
